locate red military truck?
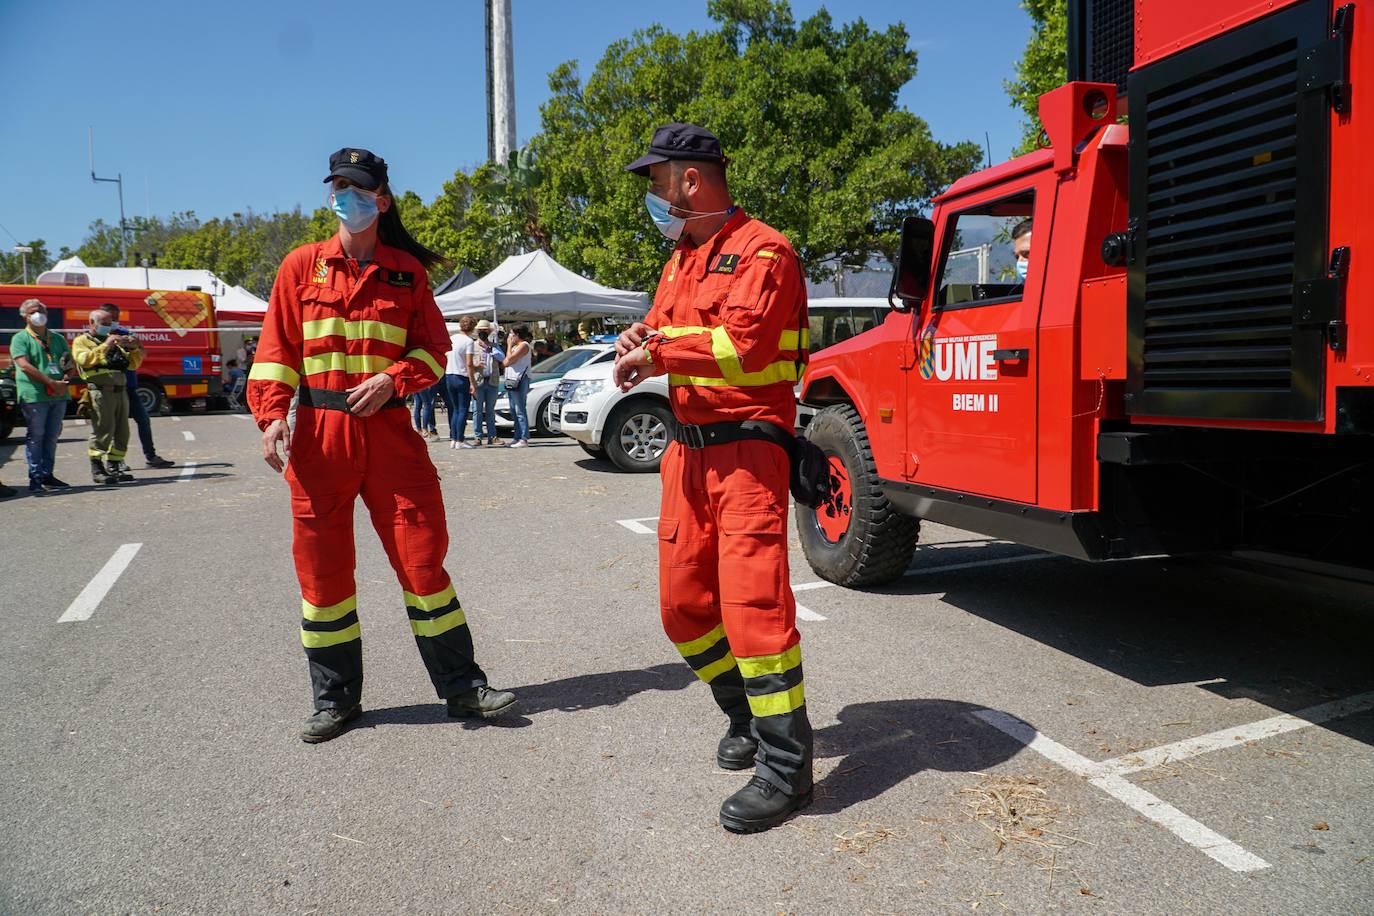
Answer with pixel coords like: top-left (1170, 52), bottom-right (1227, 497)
top-left (797, 0), bottom-right (1373, 585)
top-left (0, 284), bottom-right (223, 416)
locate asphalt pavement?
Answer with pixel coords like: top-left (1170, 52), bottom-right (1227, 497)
top-left (1, 412), bottom-right (1371, 914)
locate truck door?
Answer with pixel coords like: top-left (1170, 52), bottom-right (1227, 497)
top-left (908, 185), bottom-right (1044, 504)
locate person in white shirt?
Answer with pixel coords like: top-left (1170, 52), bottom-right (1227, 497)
top-left (445, 316), bottom-right (477, 448)
top-left (502, 324), bottom-right (535, 447)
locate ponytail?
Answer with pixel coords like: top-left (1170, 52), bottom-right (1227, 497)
top-left (378, 183), bottom-right (449, 272)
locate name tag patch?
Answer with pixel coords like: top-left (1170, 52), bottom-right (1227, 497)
top-left (710, 254), bottom-right (740, 275)
top-left (386, 271), bottom-right (415, 288)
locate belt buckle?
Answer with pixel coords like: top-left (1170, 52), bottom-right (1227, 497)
top-left (679, 423), bottom-right (705, 448)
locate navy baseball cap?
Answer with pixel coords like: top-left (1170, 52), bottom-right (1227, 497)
top-left (323, 148), bottom-right (388, 191)
top-left (625, 123), bottom-right (730, 176)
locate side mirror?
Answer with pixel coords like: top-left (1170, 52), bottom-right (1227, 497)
top-left (888, 216), bottom-right (935, 313)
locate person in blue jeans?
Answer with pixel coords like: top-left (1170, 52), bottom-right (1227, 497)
top-left (102, 303), bottom-right (174, 470)
top-left (470, 319), bottom-right (501, 445)
top-left (8, 299), bottom-right (79, 494)
top-left (445, 315), bottom-right (475, 448)
top-left (502, 324), bottom-right (534, 447)
top-left (411, 384), bottom-right (439, 439)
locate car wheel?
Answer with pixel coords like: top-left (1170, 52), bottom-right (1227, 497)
top-left (535, 396), bottom-right (554, 437)
top-left (137, 382), bottom-right (168, 416)
top-left (604, 399), bottom-right (674, 473)
top-left (797, 403), bottom-right (920, 586)
top-left (578, 442), bottom-right (605, 457)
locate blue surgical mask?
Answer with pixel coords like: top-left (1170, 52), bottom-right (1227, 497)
top-left (1015, 258), bottom-right (1029, 281)
top-left (93, 323), bottom-right (111, 338)
top-left (644, 192), bottom-right (733, 241)
top-left (331, 186), bottom-right (380, 232)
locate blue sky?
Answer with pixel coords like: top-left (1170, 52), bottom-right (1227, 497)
top-left (0, 1), bottom-right (1031, 255)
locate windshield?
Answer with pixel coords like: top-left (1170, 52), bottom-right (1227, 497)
top-left (533, 348), bottom-right (602, 374)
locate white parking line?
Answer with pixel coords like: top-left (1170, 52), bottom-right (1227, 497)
top-left (795, 603), bottom-right (826, 622)
top-left (1099, 690), bottom-right (1374, 777)
top-left (232, 413), bottom-right (252, 420)
top-left (974, 708), bottom-right (1271, 873)
top-left (615, 517), bottom-right (657, 535)
top-left (791, 552), bottom-right (1057, 594)
top-left (58, 543), bottom-right (143, 623)
top-left (178, 462), bottom-right (197, 480)
top-left (182, 430), bottom-right (195, 441)
top-left (171, 416), bottom-right (181, 422)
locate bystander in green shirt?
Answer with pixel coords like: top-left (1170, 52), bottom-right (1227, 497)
top-left (9, 327), bottom-right (71, 404)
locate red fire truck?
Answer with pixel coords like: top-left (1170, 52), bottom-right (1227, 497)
top-left (0, 284), bottom-right (223, 418)
top-left (797, 0), bottom-right (1372, 584)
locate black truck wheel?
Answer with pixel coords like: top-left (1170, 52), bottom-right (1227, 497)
top-left (797, 403), bottom-right (920, 586)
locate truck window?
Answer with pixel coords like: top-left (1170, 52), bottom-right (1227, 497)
top-left (934, 190), bottom-right (1035, 309)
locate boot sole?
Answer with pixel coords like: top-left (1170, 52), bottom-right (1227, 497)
top-left (719, 787), bottom-right (814, 834)
top-left (447, 697), bottom-right (520, 720)
top-left (301, 706), bottom-right (362, 743)
top-left (717, 752), bottom-right (756, 771)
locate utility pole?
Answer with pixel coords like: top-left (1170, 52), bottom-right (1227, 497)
top-left (485, 0), bottom-right (516, 165)
top-left (14, 245), bottom-right (33, 284)
top-left (89, 127), bottom-right (130, 264)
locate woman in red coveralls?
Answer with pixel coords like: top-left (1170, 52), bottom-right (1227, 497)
top-left (249, 148), bottom-right (517, 743)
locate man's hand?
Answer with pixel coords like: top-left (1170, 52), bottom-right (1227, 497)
top-left (613, 346), bottom-right (654, 392)
top-left (615, 322), bottom-right (655, 359)
top-left (262, 419), bottom-right (290, 473)
top-left (345, 372), bottom-right (398, 418)
top-left (48, 380), bottom-right (69, 398)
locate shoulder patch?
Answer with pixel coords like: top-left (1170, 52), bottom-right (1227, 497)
top-left (386, 270), bottom-right (414, 288)
top-left (709, 253), bottom-right (740, 274)
top-left (756, 249), bottom-right (779, 260)
top-left (311, 258), bottom-right (329, 284)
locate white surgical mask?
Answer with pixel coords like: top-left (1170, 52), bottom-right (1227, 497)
top-left (27, 312), bottom-right (47, 328)
top-left (644, 191), bottom-right (733, 241)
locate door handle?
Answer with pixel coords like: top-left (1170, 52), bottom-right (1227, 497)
top-left (993, 348), bottom-right (1029, 362)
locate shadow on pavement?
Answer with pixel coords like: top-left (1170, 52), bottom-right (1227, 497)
top-left (364, 662), bottom-right (697, 731)
top-left (573, 457), bottom-right (627, 474)
top-left (811, 699), bottom-right (1024, 815)
top-left (6, 463), bottom-right (237, 498)
top-left (860, 550), bottom-right (1374, 745)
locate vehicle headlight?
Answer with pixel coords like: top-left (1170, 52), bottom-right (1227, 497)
top-left (566, 379), bottom-right (606, 404)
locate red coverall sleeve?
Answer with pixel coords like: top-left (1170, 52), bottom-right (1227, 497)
top-left (383, 280), bottom-right (448, 397)
top-left (248, 253), bottom-right (305, 431)
top-left (643, 255), bottom-right (677, 331)
top-left (646, 245), bottom-right (802, 380)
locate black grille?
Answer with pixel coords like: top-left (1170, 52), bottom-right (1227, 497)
top-left (1127, 0), bottom-right (1332, 422)
top-left (1089, 0), bottom-right (1133, 91)
top-left (1140, 39), bottom-right (1300, 391)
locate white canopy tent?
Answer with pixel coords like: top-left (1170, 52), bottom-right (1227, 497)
top-left (435, 250), bottom-right (649, 320)
top-left (40, 256), bottom-right (269, 324)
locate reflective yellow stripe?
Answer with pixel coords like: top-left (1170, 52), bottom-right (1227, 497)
top-left (302, 318), bottom-right (407, 346)
top-left (301, 352), bottom-right (395, 375)
top-left (659, 325), bottom-right (711, 338)
top-left (403, 584), bottom-right (458, 612)
top-left (778, 328), bottom-right (810, 350)
top-left (709, 326), bottom-right (742, 378)
top-left (674, 622), bottom-right (726, 658)
top-left (302, 595), bottom-right (357, 623)
top-left (757, 249), bottom-right (779, 260)
top-left (670, 359), bottom-right (798, 388)
top-left (248, 361), bottom-right (300, 388)
top-left (301, 622), bottom-right (361, 649)
top-left (696, 651), bottom-right (738, 684)
top-left (748, 683), bottom-right (806, 717)
top-left (410, 606), bottom-right (467, 638)
top-left (406, 347), bottom-right (444, 379)
top-left (737, 644), bottom-right (802, 679)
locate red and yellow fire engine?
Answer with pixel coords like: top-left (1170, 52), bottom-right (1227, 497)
top-left (798, 0), bottom-right (1373, 583)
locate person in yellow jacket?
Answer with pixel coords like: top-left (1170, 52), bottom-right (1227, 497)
top-left (72, 305), bottom-right (145, 485)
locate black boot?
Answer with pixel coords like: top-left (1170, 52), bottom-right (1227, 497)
top-left (300, 704), bottom-right (362, 743)
top-left (717, 720), bottom-right (758, 770)
top-left (446, 685), bottom-right (519, 719)
top-left (110, 460), bottom-right (135, 482)
top-left (91, 458), bottom-right (116, 485)
top-left (719, 775), bottom-right (813, 834)
top-left (146, 454), bottom-right (175, 469)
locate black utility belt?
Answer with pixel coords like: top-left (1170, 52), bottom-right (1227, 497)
top-left (677, 420), bottom-right (794, 454)
top-left (298, 385), bottom-right (405, 414)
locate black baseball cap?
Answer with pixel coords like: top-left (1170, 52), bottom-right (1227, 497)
top-left (625, 123), bottom-right (730, 176)
top-left (323, 148), bottom-right (388, 191)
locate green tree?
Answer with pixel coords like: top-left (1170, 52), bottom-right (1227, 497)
top-left (1006, 0), bottom-right (1068, 155)
top-left (0, 239), bottom-right (59, 283)
top-left (533, 0), bottom-right (981, 291)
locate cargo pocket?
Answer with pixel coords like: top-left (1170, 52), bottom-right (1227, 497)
top-left (393, 485), bottom-right (448, 572)
top-left (657, 516), bottom-right (680, 614)
top-left (719, 508), bottom-right (786, 609)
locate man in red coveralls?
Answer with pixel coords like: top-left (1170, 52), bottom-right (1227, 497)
top-left (250, 148), bottom-right (517, 743)
top-left (615, 124), bottom-right (813, 832)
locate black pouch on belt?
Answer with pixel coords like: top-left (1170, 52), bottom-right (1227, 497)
top-left (677, 420), bottom-right (831, 508)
